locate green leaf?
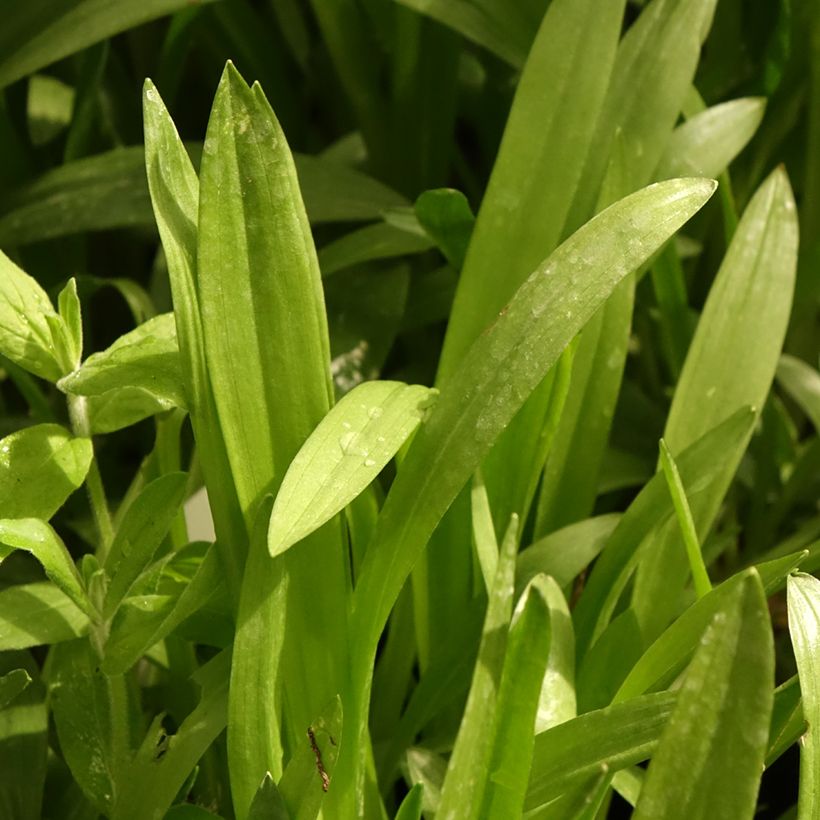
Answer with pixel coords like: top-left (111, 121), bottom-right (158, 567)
top-left (102, 541), bottom-right (229, 674)
top-left (405, 747), bottom-right (446, 814)
top-left (268, 381), bottom-right (437, 558)
top-left (0, 0), bottom-right (221, 90)
top-left (50, 639), bottom-right (137, 814)
top-left (318, 222), bottom-right (432, 277)
top-left (59, 313), bottom-right (185, 413)
top-left (0, 423), bottom-right (92, 520)
top-left (470, 470), bottom-right (499, 594)
top-left (437, 515), bottom-right (519, 820)
top-left (277, 696), bottom-right (343, 820)
top-left (481, 577), bottom-right (552, 819)
top-left (778, 354), bottom-right (820, 432)
top-left (0, 519), bottom-right (92, 616)
top-left (516, 514), bottom-right (620, 595)
top-left (0, 249), bottom-right (68, 380)
top-left (111, 650), bottom-right (230, 820)
top-left (633, 167), bottom-right (799, 641)
top-left (0, 669), bottom-right (30, 710)
top-left (525, 692), bottom-right (677, 811)
top-left (570, 407), bottom-right (756, 658)
top-left (103, 472), bottom-right (189, 617)
top-left (633, 571), bottom-right (774, 819)
top-left (57, 277), bottom-right (83, 369)
top-left (414, 188), bottom-right (475, 270)
top-left (395, 784), bottom-right (423, 820)
top-left (0, 651), bottom-right (47, 820)
top-left (0, 581), bottom-right (89, 650)
top-left (247, 774), bottom-right (289, 820)
top-left (788, 573), bottom-right (820, 819)
top-left (657, 97), bottom-right (766, 180)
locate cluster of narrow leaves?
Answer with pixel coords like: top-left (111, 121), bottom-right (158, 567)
top-left (0, 0), bottom-right (819, 819)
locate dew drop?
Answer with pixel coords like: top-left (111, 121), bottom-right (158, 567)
top-left (368, 406), bottom-right (383, 420)
top-left (364, 458), bottom-right (376, 467)
top-left (339, 431), bottom-right (358, 454)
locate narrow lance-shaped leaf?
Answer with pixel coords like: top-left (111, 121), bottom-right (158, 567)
top-left (632, 166), bottom-right (799, 641)
top-left (0, 519), bottom-right (92, 617)
top-left (268, 381), bottom-right (437, 557)
top-left (437, 514), bottom-right (520, 820)
top-left (341, 178), bottom-right (716, 806)
top-left (0, 423), bottom-right (92, 521)
top-left (788, 572), bottom-right (820, 820)
top-left (481, 576), bottom-right (552, 819)
top-left (633, 571), bottom-right (774, 820)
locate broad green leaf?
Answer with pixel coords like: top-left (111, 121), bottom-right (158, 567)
top-left (437, 514), bottom-right (519, 820)
top-left (318, 222), bottom-right (432, 277)
top-left (103, 541), bottom-right (228, 675)
top-left (0, 581), bottom-right (88, 650)
top-left (534, 577), bottom-right (576, 733)
top-left (59, 313), bottom-right (185, 411)
top-left (633, 572), bottom-right (774, 819)
top-left (0, 249), bottom-right (68, 380)
top-left (247, 774), bottom-right (289, 820)
top-left (103, 472), bottom-right (188, 617)
top-left (778, 354), bottom-right (820, 432)
top-left (143, 81), bottom-right (247, 601)
top-left (788, 573), bottom-right (820, 819)
top-left (525, 692), bottom-right (677, 811)
top-left (516, 514), bottom-right (620, 595)
top-left (482, 577), bottom-right (552, 819)
top-left (0, 669), bottom-right (30, 710)
top-left (414, 188), bottom-right (475, 270)
top-left (633, 167), bottom-right (799, 641)
top-left (277, 696), bottom-right (343, 820)
top-left (657, 97), bottom-right (766, 180)
top-left (50, 639), bottom-right (137, 814)
top-left (392, 0), bottom-right (547, 68)
top-left (0, 0), bottom-right (221, 90)
top-left (0, 423), bottom-right (92, 520)
top-left (344, 178), bottom-right (716, 799)
top-left (112, 650), bottom-right (230, 820)
top-left (268, 381), bottom-right (436, 558)
top-left (572, 407), bottom-right (756, 657)
top-left (84, 387), bottom-right (180, 435)
top-left (229, 498), bottom-right (287, 819)
top-left (0, 652), bottom-right (47, 820)
top-left (0, 519), bottom-right (92, 616)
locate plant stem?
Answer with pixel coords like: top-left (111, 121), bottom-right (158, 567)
top-left (68, 394), bottom-right (114, 559)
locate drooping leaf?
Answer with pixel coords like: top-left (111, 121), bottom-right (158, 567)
top-left (0, 423), bottom-right (92, 520)
top-left (788, 572), bottom-right (820, 819)
top-left (633, 572), bottom-right (774, 820)
top-left (268, 381), bottom-right (437, 558)
top-left (0, 0), bottom-right (222, 90)
top-left (0, 519), bottom-right (92, 616)
top-left (0, 582), bottom-right (89, 650)
top-left (525, 692), bottom-right (677, 811)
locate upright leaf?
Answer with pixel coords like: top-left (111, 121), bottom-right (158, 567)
top-left (633, 572), bottom-right (774, 819)
top-left (788, 572), bottom-right (820, 819)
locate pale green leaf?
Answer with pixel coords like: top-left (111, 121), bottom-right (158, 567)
top-left (268, 381), bottom-right (436, 558)
top-left (788, 572), bottom-right (820, 819)
top-left (778, 354), bottom-right (820, 432)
